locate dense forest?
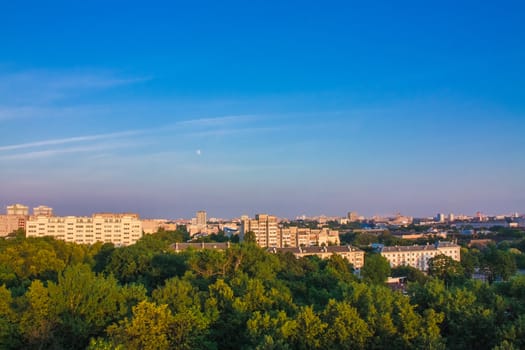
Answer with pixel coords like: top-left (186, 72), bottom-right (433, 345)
top-left (1, 230), bottom-right (524, 349)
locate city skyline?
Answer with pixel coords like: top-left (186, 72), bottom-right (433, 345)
top-left (1, 1), bottom-right (524, 218)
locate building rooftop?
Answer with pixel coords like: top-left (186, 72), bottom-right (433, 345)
top-left (268, 245), bottom-right (362, 254)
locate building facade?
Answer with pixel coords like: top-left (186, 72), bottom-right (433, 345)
top-left (0, 204), bottom-right (29, 237)
top-left (26, 213), bottom-right (143, 246)
top-left (33, 205), bottom-right (54, 217)
top-left (378, 241), bottom-right (460, 271)
top-left (7, 204), bottom-right (29, 216)
top-left (241, 214), bottom-right (279, 247)
top-left (268, 245), bottom-right (365, 269)
top-left (241, 214), bottom-right (340, 248)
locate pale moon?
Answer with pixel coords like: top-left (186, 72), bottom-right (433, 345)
top-left (196, 149), bottom-right (202, 156)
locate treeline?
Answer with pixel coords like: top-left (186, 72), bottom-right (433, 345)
top-left (1, 231), bottom-right (524, 349)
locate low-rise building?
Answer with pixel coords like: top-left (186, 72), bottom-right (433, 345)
top-left (141, 219), bottom-right (178, 234)
top-left (268, 245), bottom-right (365, 269)
top-left (171, 242), bottom-right (231, 252)
top-left (378, 241), bottom-right (460, 271)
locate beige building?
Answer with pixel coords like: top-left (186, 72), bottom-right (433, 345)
top-left (0, 215), bottom-right (26, 237)
top-left (7, 204), bottom-right (29, 216)
top-left (241, 214), bottom-right (340, 248)
top-left (141, 219), bottom-right (178, 234)
top-left (33, 205), bottom-right (54, 217)
top-left (347, 211), bottom-right (359, 222)
top-left (196, 211), bottom-right (207, 226)
top-left (0, 204), bottom-right (29, 237)
top-left (26, 213), bottom-right (143, 246)
top-left (241, 214), bottom-right (279, 247)
top-left (379, 241), bottom-right (460, 271)
top-left (268, 245), bottom-right (365, 269)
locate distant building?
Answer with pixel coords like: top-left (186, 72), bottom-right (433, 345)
top-left (0, 215), bottom-right (26, 237)
top-left (435, 213), bottom-right (445, 223)
top-left (268, 245), bottom-right (365, 269)
top-left (241, 214), bottom-right (340, 248)
top-left (171, 242), bottom-right (231, 252)
top-left (347, 211), bottom-right (359, 222)
top-left (392, 231), bottom-right (447, 240)
top-left (26, 213), bottom-right (143, 246)
top-left (0, 204), bottom-right (29, 237)
top-left (196, 210), bottom-right (207, 226)
top-left (241, 214), bottom-right (279, 247)
top-left (7, 204), bottom-right (29, 216)
top-left (141, 219), bottom-right (178, 234)
top-left (33, 205), bottom-right (54, 217)
top-left (378, 241), bottom-right (460, 271)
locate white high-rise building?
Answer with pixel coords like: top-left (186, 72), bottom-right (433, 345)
top-left (26, 213), bottom-right (143, 246)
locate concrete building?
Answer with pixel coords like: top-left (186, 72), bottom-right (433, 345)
top-left (378, 241), bottom-right (460, 271)
top-left (241, 214), bottom-right (279, 247)
top-left (241, 214), bottom-right (341, 248)
top-left (347, 211), bottom-right (359, 222)
top-left (7, 204), bottom-right (29, 216)
top-left (268, 245), bottom-right (365, 269)
top-left (0, 204), bottom-right (29, 237)
top-left (33, 205), bottom-right (54, 217)
top-left (0, 215), bottom-right (26, 237)
top-left (26, 213), bottom-right (143, 246)
top-left (171, 242), bottom-right (231, 252)
top-left (196, 210), bottom-right (207, 226)
top-left (141, 219), bottom-right (178, 234)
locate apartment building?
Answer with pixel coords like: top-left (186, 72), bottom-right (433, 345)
top-left (0, 204), bottom-right (29, 237)
top-left (241, 214), bottom-right (340, 248)
top-left (240, 214), bottom-right (279, 247)
top-left (26, 213), bottom-right (143, 246)
top-left (268, 245), bottom-right (365, 269)
top-left (378, 241), bottom-right (461, 271)
top-left (280, 226), bottom-right (340, 247)
top-left (33, 205), bottom-right (54, 217)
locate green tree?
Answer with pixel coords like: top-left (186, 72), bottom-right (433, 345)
top-left (19, 280), bottom-right (59, 349)
top-left (243, 231), bottom-right (256, 244)
top-left (0, 285), bottom-right (20, 349)
top-left (391, 265), bottom-right (428, 284)
top-left (289, 305), bottom-right (327, 350)
top-left (107, 301), bottom-right (173, 350)
top-left (481, 246), bottom-right (517, 283)
top-left (45, 264), bottom-right (138, 349)
top-left (361, 253), bottom-right (391, 284)
top-left (321, 299), bottom-right (371, 349)
top-left (428, 254), bottom-right (465, 285)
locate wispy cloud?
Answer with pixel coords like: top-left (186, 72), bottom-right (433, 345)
top-left (0, 114), bottom-right (275, 162)
top-left (176, 115), bottom-right (257, 127)
top-left (186, 126), bottom-right (278, 138)
top-left (0, 130), bottom-right (142, 152)
top-left (0, 143), bottom-right (131, 161)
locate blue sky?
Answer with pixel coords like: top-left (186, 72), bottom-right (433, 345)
top-left (1, 1), bottom-right (524, 219)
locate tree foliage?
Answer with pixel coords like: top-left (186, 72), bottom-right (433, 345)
top-left (0, 233), bottom-right (524, 349)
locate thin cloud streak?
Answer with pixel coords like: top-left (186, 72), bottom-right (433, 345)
top-left (0, 143), bottom-right (130, 161)
top-left (0, 115), bottom-right (271, 156)
top-left (0, 130), bottom-right (142, 152)
top-left (176, 115), bottom-right (257, 127)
